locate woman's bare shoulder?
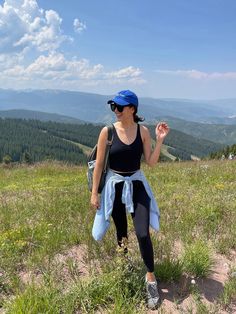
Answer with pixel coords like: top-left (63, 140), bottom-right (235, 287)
top-left (139, 125), bottom-right (150, 142)
top-left (98, 126), bottom-right (108, 140)
top-left (140, 124), bottom-right (150, 135)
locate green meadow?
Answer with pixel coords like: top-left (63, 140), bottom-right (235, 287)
top-left (0, 160), bottom-right (235, 313)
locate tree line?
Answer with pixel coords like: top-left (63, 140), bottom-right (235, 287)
top-left (0, 118), bottom-right (226, 165)
top-left (0, 119), bottom-right (86, 164)
top-left (209, 144), bottom-right (236, 160)
top-left (147, 125), bottom-right (222, 160)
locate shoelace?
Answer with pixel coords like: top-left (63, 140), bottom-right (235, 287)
top-left (147, 282), bottom-right (159, 299)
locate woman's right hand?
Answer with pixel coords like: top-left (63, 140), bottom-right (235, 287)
top-left (90, 193), bottom-right (100, 210)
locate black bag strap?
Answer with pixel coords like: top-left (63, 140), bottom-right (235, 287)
top-left (107, 124), bottom-right (114, 144)
top-left (103, 124), bottom-right (114, 172)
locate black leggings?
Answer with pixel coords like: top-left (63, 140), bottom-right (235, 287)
top-left (112, 180), bottom-right (154, 272)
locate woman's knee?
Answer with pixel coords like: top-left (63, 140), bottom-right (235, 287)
top-left (136, 230), bottom-right (150, 242)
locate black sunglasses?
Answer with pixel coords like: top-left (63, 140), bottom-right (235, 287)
top-left (110, 102), bottom-right (131, 113)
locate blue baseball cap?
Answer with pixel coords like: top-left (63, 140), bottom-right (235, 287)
top-left (107, 90), bottom-right (138, 107)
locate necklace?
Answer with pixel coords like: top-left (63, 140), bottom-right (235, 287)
top-left (116, 123), bottom-right (136, 131)
top-left (115, 123), bottom-right (137, 145)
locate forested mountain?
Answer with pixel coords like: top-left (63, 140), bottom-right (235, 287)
top-left (156, 116), bottom-right (236, 145)
top-left (0, 119), bottom-right (86, 164)
top-left (147, 125), bottom-right (224, 160)
top-left (0, 118), bottom-right (224, 164)
top-left (2, 109), bottom-right (235, 146)
top-left (209, 144), bottom-right (236, 160)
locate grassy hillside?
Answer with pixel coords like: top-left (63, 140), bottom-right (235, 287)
top-left (0, 160), bottom-right (235, 313)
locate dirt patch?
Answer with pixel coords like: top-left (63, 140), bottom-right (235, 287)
top-left (52, 244), bottom-right (90, 280)
top-left (147, 252), bottom-right (236, 313)
top-left (18, 269), bottom-right (43, 287)
top-left (17, 241), bottom-right (236, 313)
top-left (19, 244), bottom-right (94, 289)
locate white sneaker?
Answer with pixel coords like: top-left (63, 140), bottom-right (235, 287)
top-left (145, 275), bottom-right (160, 309)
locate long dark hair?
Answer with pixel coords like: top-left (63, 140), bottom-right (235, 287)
top-left (130, 105), bottom-right (145, 123)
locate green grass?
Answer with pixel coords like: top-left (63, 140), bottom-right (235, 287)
top-left (220, 270), bottom-right (236, 307)
top-left (0, 159), bottom-right (235, 313)
top-left (155, 258), bottom-right (183, 282)
top-left (5, 256), bottom-right (146, 314)
top-left (182, 240), bottom-right (214, 277)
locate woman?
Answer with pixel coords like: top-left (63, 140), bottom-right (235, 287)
top-left (91, 90), bottom-right (169, 309)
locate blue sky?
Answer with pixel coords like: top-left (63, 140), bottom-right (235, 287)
top-left (0, 0), bottom-right (236, 99)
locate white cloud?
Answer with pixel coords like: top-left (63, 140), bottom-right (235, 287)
top-left (0, 52), bottom-right (23, 70)
top-left (0, 1), bottom-right (145, 90)
top-left (73, 18), bottom-right (86, 33)
top-left (105, 66), bottom-right (146, 85)
top-left (23, 53), bottom-right (104, 80)
top-left (107, 66), bottom-right (142, 79)
top-left (155, 69), bottom-right (236, 80)
top-left (1, 52), bottom-right (144, 88)
top-left (0, 0), bottom-right (70, 53)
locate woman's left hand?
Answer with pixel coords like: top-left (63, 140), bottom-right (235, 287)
top-left (155, 122), bottom-right (170, 141)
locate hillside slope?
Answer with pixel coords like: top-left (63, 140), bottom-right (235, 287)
top-left (0, 118), bottom-right (224, 163)
top-left (156, 116), bottom-right (236, 145)
top-left (0, 119), bottom-right (86, 164)
top-left (148, 124), bottom-right (223, 160)
top-left (1, 109), bottom-right (235, 146)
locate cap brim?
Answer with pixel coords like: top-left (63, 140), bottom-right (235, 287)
top-left (107, 96), bottom-right (130, 106)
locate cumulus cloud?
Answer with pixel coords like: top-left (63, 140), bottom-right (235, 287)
top-left (73, 18), bottom-right (86, 33)
top-left (24, 53), bottom-right (104, 80)
top-left (0, 1), bottom-right (145, 90)
top-left (105, 66), bottom-right (146, 85)
top-left (155, 69), bottom-right (236, 80)
top-left (107, 66), bottom-right (142, 79)
top-left (0, 0), bottom-right (70, 53)
top-left (1, 52), bottom-right (144, 87)
top-left (0, 52), bottom-right (23, 70)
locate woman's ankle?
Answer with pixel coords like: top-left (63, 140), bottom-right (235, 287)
top-left (146, 272), bottom-right (156, 282)
top-left (118, 237), bottom-right (128, 246)
top-left (117, 237), bottom-right (128, 254)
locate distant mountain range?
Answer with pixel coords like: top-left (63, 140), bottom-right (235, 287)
top-left (0, 89), bottom-right (235, 158)
top-left (0, 109), bottom-right (84, 124)
top-left (0, 89), bottom-right (236, 125)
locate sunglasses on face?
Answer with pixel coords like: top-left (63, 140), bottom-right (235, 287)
top-left (110, 102), bottom-right (130, 112)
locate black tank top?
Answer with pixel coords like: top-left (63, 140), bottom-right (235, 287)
top-left (109, 124), bottom-right (143, 172)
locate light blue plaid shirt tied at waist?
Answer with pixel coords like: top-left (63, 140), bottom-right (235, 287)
top-left (92, 169), bottom-right (160, 241)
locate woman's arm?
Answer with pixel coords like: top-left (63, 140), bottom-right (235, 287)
top-left (91, 126), bottom-right (108, 209)
top-left (91, 126), bottom-right (108, 194)
top-left (141, 122), bottom-right (169, 167)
